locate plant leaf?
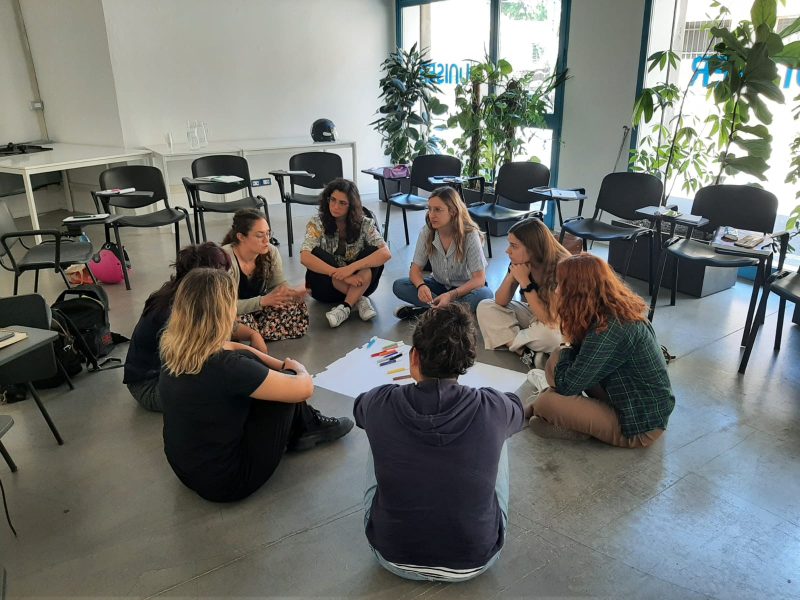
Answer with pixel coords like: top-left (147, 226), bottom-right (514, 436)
top-left (779, 15), bottom-right (800, 38)
top-left (774, 41), bottom-right (800, 66)
top-left (751, 0), bottom-right (777, 30)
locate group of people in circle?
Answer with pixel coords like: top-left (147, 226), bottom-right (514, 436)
top-left (122, 177), bottom-right (675, 581)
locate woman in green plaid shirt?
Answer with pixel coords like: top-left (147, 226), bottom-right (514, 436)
top-left (531, 254), bottom-right (675, 447)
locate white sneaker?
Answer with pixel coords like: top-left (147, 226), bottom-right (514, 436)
top-left (355, 297), bottom-right (377, 321)
top-left (326, 304), bottom-right (350, 328)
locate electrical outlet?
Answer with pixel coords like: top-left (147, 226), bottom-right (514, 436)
top-left (30, 100), bottom-right (44, 111)
top-left (251, 178), bottom-right (272, 187)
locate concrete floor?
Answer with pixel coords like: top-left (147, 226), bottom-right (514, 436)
top-left (0, 199), bottom-right (798, 599)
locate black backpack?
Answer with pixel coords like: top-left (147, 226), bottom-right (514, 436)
top-left (51, 285), bottom-right (114, 358)
top-left (32, 309), bottom-right (84, 389)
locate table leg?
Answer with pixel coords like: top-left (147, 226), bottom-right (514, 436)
top-left (351, 141), bottom-right (358, 182)
top-left (22, 173), bottom-right (42, 244)
top-left (61, 170), bottom-right (74, 212)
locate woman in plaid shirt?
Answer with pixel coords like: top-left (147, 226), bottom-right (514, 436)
top-left (531, 254), bottom-right (675, 447)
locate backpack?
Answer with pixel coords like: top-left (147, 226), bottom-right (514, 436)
top-left (51, 285), bottom-right (114, 358)
top-left (33, 309), bottom-right (84, 389)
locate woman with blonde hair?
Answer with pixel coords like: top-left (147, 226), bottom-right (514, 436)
top-left (476, 217), bottom-right (570, 368)
top-left (392, 186), bottom-right (492, 319)
top-left (159, 268), bottom-right (353, 502)
top-left (222, 209), bottom-right (309, 341)
top-left (531, 254), bottom-right (674, 448)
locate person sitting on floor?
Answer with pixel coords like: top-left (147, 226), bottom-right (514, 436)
top-left (392, 186), bottom-right (493, 320)
top-left (531, 253), bottom-right (675, 447)
top-left (299, 178), bottom-right (391, 328)
top-left (222, 209), bottom-right (309, 341)
top-left (476, 217), bottom-right (570, 369)
top-left (123, 242), bottom-right (266, 412)
top-left (159, 268), bottom-right (353, 502)
top-left (354, 303), bottom-right (531, 581)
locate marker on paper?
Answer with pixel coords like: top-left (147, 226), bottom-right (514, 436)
top-left (382, 342), bottom-right (399, 350)
top-left (393, 374), bottom-right (414, 381)
top-left (387, 367), bottom-right (405, 375)
top-left (366, 336), bottom-right (377, 348)
top-left (371, 349), bottom-right (396, 358)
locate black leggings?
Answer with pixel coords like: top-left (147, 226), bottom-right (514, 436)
top-left (191, 400), bottom-right (316, 502)
top-left (305, 246), bottom-right (384, 304)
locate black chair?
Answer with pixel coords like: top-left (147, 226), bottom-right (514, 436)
top-left (384, 154), bottom-right (462, 247)
top-left (0, 200), bottom-right (95, 295)
top-left (272, 152), bottom-right (343, 257)
top-left (93, 165), bottom-right (194, 291)
top-left (0, 415), bottom-right (16, 472)
top-left (559, 172), bottom-right (663, 288)
top-left (648, 184), bottom-right (778, 347)
top-left (184, 155), bottom-right (270, 243)
top-left (738, 232), bottom-right (796, 373)
top-left (467, 162), bottom-right (549, 258)
top-left (0, 294), bottom-right (66, 445)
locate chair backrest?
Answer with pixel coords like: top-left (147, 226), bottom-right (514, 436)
top-left (289, 152), bottom-right (343, 191)
top-left (493, 162), bottom-right (551, 207)
top-left (594, 172), bottom-right (664, 220)
top-left (0, 200), bottom-right (20, 256)
top-left (98, 165), bottom-right (169, 210)
top-left (191, 155), bottom-right (253, 195)
top-left (410, 154), bottom-right (462, 192)
top-left (0, 294), bottom-right (57, 383)
top-left (691, 184), bottom-right (778, 233)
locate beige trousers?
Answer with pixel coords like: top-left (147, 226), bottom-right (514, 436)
top-left (476, 299), bottom-right (563, 353)
top-left (533, 388), bottom-right (664, 448)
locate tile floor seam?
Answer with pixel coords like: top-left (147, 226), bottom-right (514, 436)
top-left (144, 503), bottom-right (364, 599)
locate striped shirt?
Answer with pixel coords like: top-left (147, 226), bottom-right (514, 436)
top-left (412, 225), bottom-right (487, 287)
top-left (554, 319), bottom-right (675, 438)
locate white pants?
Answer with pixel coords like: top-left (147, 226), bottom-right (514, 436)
top-left (476, 299), bottom-right (562, 353)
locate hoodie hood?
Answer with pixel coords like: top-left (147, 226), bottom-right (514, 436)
top-left (392, 378), bottom-right (484, 446)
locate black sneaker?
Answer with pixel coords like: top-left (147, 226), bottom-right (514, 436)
top-left (520, 348), bottom-right (535, 368)
top-left (394, 305), bottom-right (429, 320)
top-left (288, 409), bottom-right (354, 452)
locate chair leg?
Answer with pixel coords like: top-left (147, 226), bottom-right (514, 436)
top-left (558, 228), bottom-right (565, 243)
top-left (25, 382), bottom-right (63, 445)
top-left (285, 201), bottom-right (294, 257)
top-left (621, 239), bottom-right (637, 281)
top-left (193, 209), bottom-right (201, 242)
top-left (13, 273), bottom-right (19, 295)
top-left (401, 209), bottom-right (409, 245)
top-left (185, 214), bottom-right (195, 245)
top-left (56, 357), bottom-right (75, 390)
top-left (0, 441), bottom-right (17, 472)
top-left (58, 268), bottom-right (71, 289)
top-left (260, 199), bottom-right (276, 245)
top-left (741, 261), bottom-right (764, 346)
top-left (198, 211), bottom-right (208, 243)
top-left (670, 259), bottom-right (678, 306)
top-left (648, 251), bottom-right (669, 322)
top-left (174, 221), bottom-right (181, 258)
top-left (113, 226), bottom-right (131, 291)
top-left (775, 298), bottom-right (786, 351)
top-left (648, 233), bottom-right (656, 297)
top-left (484, 221), bottom-right (492, 258)
top-left (383, 204), bottom-right (392, 248)
top-left (34, 269), bottom-right (40, 292)
top-left (738, 282), bottom-right (771, 373)
top-left (86, 263), bottom-right (98, 284)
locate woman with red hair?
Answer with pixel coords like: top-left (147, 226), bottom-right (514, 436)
top-left (531, 254), bottom-right (674, 447)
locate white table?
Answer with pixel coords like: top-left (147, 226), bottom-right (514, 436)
top-left (0, 143), bottom-right (151, 237)
top-left (239, 137), bottom-right (358, 181)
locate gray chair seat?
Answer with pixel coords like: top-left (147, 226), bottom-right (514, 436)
top-left (198, 196), bottom-right (263, 213)
top-left (16, 239), bottom-right (93, 268)
top-left (387, 193), bottom-right (428, 210)
top-left (113, 208), bottom-right (187, 229)
top-left (284, 192), bottom-right (320, 206)
top-left (664, 238), bottom-right (759, 268)
top-left (772, 271), bottom-right (800, 301)
top-left (468, 202), bottom-right (538, 223)
top-left (563, 218), bottom-right (651, 242)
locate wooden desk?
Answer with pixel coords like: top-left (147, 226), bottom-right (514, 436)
top-left (0, 144), bottom-right (151, 240)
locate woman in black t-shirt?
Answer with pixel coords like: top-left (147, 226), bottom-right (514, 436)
top-left (123, 242), bottom-right (266, 412)
top-left (159, 268), bottom-right (354, 502)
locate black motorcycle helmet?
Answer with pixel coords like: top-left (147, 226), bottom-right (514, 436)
top-left (311, 118), bottom-right (336, 142)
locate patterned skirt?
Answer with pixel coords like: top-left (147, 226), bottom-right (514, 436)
top-left (239, 301), bottom-right (309, 341)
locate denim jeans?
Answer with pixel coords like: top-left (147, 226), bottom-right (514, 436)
top-left (392, 276), bottom-right (493, 313)
top-left (362, 443), bottom-right (509, 581)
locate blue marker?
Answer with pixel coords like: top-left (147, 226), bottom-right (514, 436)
top-left (366, 336), bottom-right (377, 348)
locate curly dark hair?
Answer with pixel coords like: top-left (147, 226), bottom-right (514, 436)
top-left (412, 303), bottom-right (477, 379)
top-left (318, 178), bottom-right (364, 243)
top-left (221, 208), bottom-right (274, 287)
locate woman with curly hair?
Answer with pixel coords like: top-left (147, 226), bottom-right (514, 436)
top-left (300, 178), bottom-right (391, 328)
top-left (392, 186), bottom-right (492, 319)
top-left (222, 209), bottom-right (309, 341)
top-left (531, 253), bottom-right (675, 447)
top-left (354, 303), bottom-right (532, 581)
top-left (476, 217), bottom-right (570, 368)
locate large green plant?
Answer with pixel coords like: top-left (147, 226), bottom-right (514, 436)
top-left (631, 0), bottom-right (800, 202)
top-left (372, 44), bottom-right (448, 165)
top-left (786, 94), bottom-right (800, 230)
top-left (447, 56), bottom-right (568, 184)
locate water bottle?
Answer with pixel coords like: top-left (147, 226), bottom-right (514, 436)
top-left (187, 120), bottom-right (200, 149)
top-left (198, 121), bottom-right (208, 147)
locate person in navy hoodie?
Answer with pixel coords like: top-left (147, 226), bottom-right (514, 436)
top-left (354, 303), bottom-right (532, 581)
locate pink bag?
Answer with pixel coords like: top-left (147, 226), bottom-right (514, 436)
top-left (383, 165), bottom-right (410, 179)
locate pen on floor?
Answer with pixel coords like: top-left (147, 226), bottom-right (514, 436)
top-left (366, 336), bottom-right (377, 348)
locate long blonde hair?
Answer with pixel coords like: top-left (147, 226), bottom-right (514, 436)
top-left (424, 186), bottom-right (483, 262)
top-left (160, 268), bottom-right (237, 376)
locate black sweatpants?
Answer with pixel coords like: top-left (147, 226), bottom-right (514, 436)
top-left (305, 246), bottom-right (384, 304)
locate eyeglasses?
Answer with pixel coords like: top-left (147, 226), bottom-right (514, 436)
top-left (329, 197), bottom-right (349, 208)
top-left (427, 206), bottom-right (447, 215)
top-left (250, 232), bottom-right (271, 241)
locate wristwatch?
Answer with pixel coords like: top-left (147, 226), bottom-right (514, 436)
top-left (520, 280), bottom-right (539, 294)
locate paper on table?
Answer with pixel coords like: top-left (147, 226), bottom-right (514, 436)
top-left (312, 337), bottom-right (527, 399)
top-left (0, 330), bottom-right (28, 350)
top-left (194, 175), bottom-right (244, 183)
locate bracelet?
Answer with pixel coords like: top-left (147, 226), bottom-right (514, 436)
top-left (415, 282), bottom-right (428, 290)
top-left (281, 360), bottom-right (286, 371)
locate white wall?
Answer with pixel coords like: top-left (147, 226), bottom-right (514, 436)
top-left (557, 0), bottom-right (647, 220)
top-left (0, 0), bottom-right (41, 142)
top-left (101, 0), bottom-right (393, 198)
